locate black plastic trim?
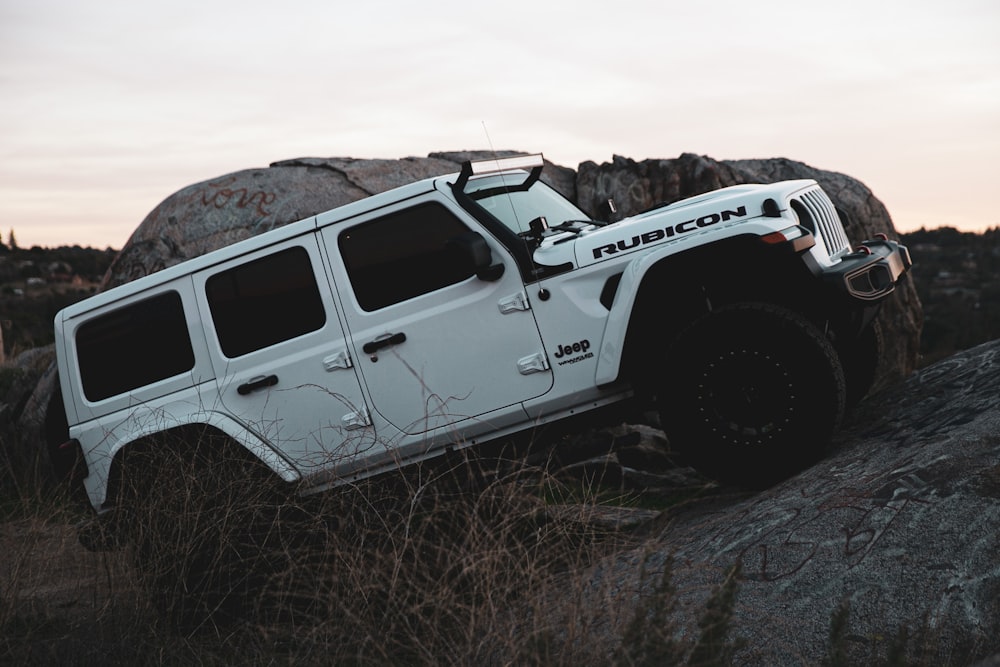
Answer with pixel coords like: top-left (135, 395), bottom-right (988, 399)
top-left (601, 273), bottom-right (623, 310)
top-left (821, 240), bottom-right (911, 302)
top-left (363, 332), bottom-right (407, 354)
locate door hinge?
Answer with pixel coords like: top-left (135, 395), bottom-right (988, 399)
top-left (498, 291), bottom-right (531, 314)
top-left (342, 407), bottom-right (371, 430)
top-left (517, 352), bottom-right (550, 375)
top-left (323, 350), bottom-right (353, 371)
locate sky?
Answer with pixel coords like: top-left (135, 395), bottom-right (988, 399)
top-left (2, 0), bottom-right (998, 249)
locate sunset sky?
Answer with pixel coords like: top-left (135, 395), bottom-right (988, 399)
top-left (2, 0), bottom-right (998, 249)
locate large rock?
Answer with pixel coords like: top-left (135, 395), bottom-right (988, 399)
top-left (0, 345), bottom-right (57, 493)
top-left (100, 151), bottom-right (576, 290)
top-left (15, 151), bottom-right (994, 665)
top-left (100, 151), bottom-right (921, 384)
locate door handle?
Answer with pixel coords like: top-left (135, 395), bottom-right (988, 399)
top-left (363, 332), bottom-right (406, 354)
top-left (237, 374), bottom-right (278, 395)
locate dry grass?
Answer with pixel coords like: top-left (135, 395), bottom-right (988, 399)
top-left (1, 432), bottom-right (700, 666)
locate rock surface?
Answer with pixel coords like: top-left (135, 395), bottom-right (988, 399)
top-left (573, 339), bottom-right (1000, 665)
top-left (0, 345), bottom-right (57, 492)
top-left (4, 343), bottom-right (998, 666)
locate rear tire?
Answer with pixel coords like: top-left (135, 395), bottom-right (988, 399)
top-left (658, 303), bottom-right (846, 487)
top-left (119, 435), bottom-right (290, 631)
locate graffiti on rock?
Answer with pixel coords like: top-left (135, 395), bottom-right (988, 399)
top-left (201, 180), bottom-right (278, 217)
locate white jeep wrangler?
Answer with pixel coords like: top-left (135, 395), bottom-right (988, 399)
top-left (51, 154), bottom-right (911, 540)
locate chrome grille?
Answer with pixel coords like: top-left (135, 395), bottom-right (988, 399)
top-left (794, 189), bottom-right (850, 258)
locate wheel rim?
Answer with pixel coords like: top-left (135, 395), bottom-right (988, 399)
top-left (659, 303), bottom-right (847, 486)
top-left (696, 347), bottom-right (798, 446)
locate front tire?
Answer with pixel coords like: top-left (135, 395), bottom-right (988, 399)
top-left (658, 303), bottom-right (846, 487)
top-left (839, 319), bottom-right (884, 409)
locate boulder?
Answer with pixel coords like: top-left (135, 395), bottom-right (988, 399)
top-left (0, 345), bottom-right (57, 493)
top-left (101, 151), bottom-right (921, 384)
top-left (100, 151), bottom-right (575, 290)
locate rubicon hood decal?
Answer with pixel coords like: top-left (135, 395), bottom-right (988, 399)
top-left (590, 205), bottom-right (748, 259)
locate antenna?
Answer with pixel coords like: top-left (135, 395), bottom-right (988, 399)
top-left (482, 120), bottom-right (498, 159)
top-left (480, 121), bottom-right (527, 234)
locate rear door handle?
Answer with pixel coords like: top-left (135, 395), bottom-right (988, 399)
top-left (237, 374), bottom-right (278, 395)
top-left (363, 332), bottom-right (406, 354)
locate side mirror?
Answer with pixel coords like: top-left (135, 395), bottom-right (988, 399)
top-left (522, 216), bottom-right (549, 246)
top-left (447, 232), bottom-right (505, 282)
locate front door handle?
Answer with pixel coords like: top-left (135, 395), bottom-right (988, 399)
top-left (363, 332), bottom-right (406, 354)
top-left (237, 374), bottom-right (278, 395)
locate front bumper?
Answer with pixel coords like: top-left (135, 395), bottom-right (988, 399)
top-left (822, 238), bottom-right (912, 302)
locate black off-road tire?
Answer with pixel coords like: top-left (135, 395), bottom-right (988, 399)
top-left (658, 302), bottom-right (846, 488)
top-left (839, 319), bottom-right (884, 409)
top-left (119, 437), bottom-right (293, 632)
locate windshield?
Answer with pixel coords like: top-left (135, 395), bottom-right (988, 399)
top-left (465, 174), bottom-right (591, 236)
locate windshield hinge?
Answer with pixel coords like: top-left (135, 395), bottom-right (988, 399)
top-left (498, 291), bottom-right (531, 314)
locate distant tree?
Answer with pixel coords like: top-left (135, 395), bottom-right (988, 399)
top-left (7, 228), bottom-right (17, 250)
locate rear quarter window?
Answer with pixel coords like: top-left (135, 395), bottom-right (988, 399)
top-left (76, 291), bottom-right (195, 402)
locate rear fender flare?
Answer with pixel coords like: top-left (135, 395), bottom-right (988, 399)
top-left (83, 410), bottom-right (300, 511)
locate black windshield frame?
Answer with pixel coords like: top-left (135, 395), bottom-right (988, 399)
top-left (449, 164), bottom-right (583, 282)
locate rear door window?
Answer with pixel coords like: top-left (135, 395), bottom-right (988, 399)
top-left (205, 245), bottom-right (326, 358)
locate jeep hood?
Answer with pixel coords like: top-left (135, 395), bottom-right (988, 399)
top-left (532, 180), bottom-right (818, 270)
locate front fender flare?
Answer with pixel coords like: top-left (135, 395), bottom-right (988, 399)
top-left (593, 230), bottom-right (769, 385)
top-left (594, 251), bottom-right (668, 386)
